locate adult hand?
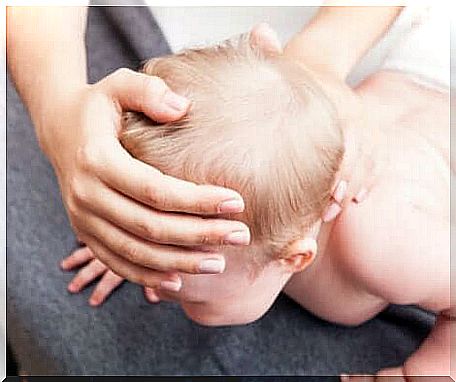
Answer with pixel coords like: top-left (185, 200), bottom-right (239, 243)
top-left (41, 68), bottom-right (250, 289)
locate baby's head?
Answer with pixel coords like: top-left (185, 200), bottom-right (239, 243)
top-left (120, 32), bottom-right (344, 325)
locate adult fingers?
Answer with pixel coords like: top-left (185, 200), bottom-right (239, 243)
top-left (82, 182), bottom-right (250, 247)
top-left (89, 270), bottom-right (125, 307)
top-left (322, 176), bottom-right (374, 223)
top-left (60, 246), bottom-right (95, 271)
top-left (67, 259), bottom-right (107, 293)
top-left (98, 68), bottom-right (189, 123)
top-left (80, 211), bottom-right (227, 274)
top-left (152, 288), bottom-right (179, 303)
top-left (82, 234), bottom-right (182, 289)
top-left (323, 179), bottom-right (347, 223)
top-left (97, 142), bottom-right (245, 216)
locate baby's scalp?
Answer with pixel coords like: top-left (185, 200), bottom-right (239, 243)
top-left (120, 34), bottom-right (344, 262)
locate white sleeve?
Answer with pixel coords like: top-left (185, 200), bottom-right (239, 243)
top-left (381, 6), bottom-right (450, 91)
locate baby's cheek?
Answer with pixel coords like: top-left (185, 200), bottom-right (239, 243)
top-left (179, 274), bottom-right (227, 303)
top-left (177, 273), bottom-right (235, 303)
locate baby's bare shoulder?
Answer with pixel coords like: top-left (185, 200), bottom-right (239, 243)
top-left (330, 181), bottom-right (450, 309)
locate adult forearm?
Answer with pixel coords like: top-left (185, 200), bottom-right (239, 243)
top-left (284, 4), bottom-right (403, 80)
top-left (7, 6), bottom-right (88, 148)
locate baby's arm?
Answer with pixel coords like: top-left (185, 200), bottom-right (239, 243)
top-left (345, 312), bottom-right (454, 382)
top-left (398, 311), bottom-right (454, 379)
top-left (61, 246), bottom-right (160, 305)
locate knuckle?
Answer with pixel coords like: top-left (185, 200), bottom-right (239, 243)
top-left (66, 196), bottom-right (80, 219)
top-left (207, 221), bottom-right (228, 243)
top-left (197, 221), bottom-right (225, 245)
top-left (75, 231), bottom-right (89, 246)
top-left (138, 76), bottom-right (167, 112)
top-left (154, 226), bottom-right (170, 244)
top-left (198, 233), bottom-right (211, 246)
top-left (111, 67), bottom-right (132, 81)
top-left (117, 239), bottom-right (141, 263)
top-left (147, 76), bottom-right (167, 97)
top-left (193, 200), bottom-right (208, 214)
top-left (151, 225), bottom-right (169, 243)
top-left (68, 178), bottom-right (90, 213)
top-left (76, 144), bottom-right (100, 172)
top-left (142, 184), bottom-right (165, 208)
top-left (69, 178), bottom-right (89, 207)
top-left (136, 220), bottom-right (160, 241)
top-left (135, 272), bottom-right (155, 288)
top-left (185, 260), bottom-right (201, 274)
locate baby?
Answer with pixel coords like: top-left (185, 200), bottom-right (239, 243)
top-left (62, 30), bottom-right (452, 379)
top-left (120, 32), bottom-right (345, 323)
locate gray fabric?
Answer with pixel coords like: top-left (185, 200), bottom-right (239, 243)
top-left (7, 6), bottom-right (434, 376)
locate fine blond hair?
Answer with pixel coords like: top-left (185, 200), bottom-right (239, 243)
top-left (120, 35), bottom-right (344, 261)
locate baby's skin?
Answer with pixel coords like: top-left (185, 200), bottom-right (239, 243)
top-left (61, 66), bottom-right (452, 380)
top-left (287, 70), bottom-right (452, 381)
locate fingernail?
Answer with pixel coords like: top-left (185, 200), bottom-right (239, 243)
top-left (333, 180), bottom-right (348, 204)
top-left (224, 230), bottom-right (250, 245)
top-left (164, 91), bottom-right (190, 112)
top-left (159, 279), bottom-right (182, 292)
top-left (353, 187), bottom-right (367, 203)
top-left (340, 374), bottom-right (350, 382)
top-left (218, 198), bottom-right (245, 213)
top-left (322, 202), bottom-right (342, 223)
top-left (199, 258), bottom-right (226, 274)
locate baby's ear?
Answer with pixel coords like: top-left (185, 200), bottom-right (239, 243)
top-left (249, 23), bottom-right (282, 56)
top-left (278, 220), bottom-right (321, 273)
top-left (279, 238), bottom-right (318, 273)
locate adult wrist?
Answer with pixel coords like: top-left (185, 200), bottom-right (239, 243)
top-left (32, 83), bottom-right (90, 163)
top-left (284, 27), bottom-right (352, 81)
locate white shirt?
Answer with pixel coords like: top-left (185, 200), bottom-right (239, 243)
top-left (382, 6), bottom-right (450, 91)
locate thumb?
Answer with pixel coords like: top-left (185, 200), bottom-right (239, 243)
top-left (99, 68), bottom-right (190, 123)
